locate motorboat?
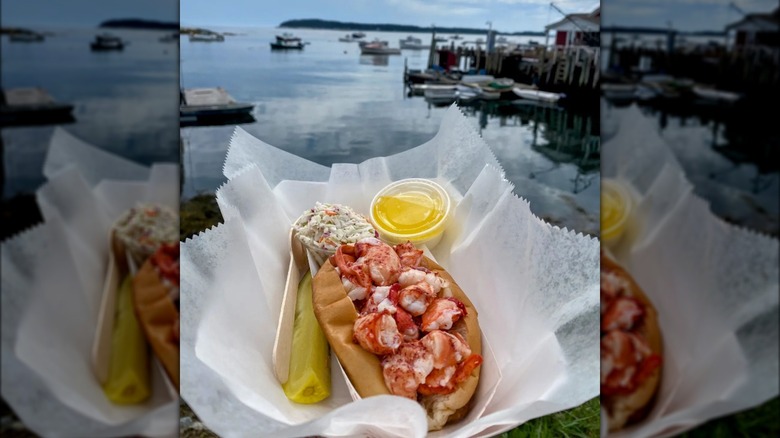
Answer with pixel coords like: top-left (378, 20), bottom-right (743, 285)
top-left (358, 38), bottom-right (388, 48)
top-left (399, 36), bottom-right (430, 50)
top-left (601, 83), bottom-right (637, 102)
top-left (180, 87), bottom-right (254, 122)
top-left (352, 31), bottom-right (366, 38)
top-left (409, 83), bottom-right (457, 96)
top-left (360, 42), bottom-right (400, 55)
top-left (338, 34), bottom-right (360, 42)
top-left (90, 33), bottom-right (125, 51)
top-left (692, 86), bottom-right (741, 103)
top-left (460, 74), bottom-right (495, 84)
top-left (1, 87), bottom-right (74, 125)
top-left (450, 34), bottom-right (463, 40)
top-left (189, 33), bottom-right (224, 42)
top-left (512, 87), bottom-right (564, 103)
top-left (159, 32), bottom-right (179, 43)
top-left (270, 39), bottom-right (305, 50)
top-left (434, 36), bottom-right (447, 43)
top-left (276, 32), bottom-right (301, 42)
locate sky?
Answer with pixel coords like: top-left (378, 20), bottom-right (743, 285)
top-left (1, 0), bottom-right (178, 27)
top-left (180, 0), bottom-right (601, 33)
top-left (2, 0), bottom-right (775, 32)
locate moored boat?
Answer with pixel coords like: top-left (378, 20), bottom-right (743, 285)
top-left (360, 42), bottom-right (400, 55)
top-left (180, 87), bottom-right (254, 122)
top-left (399, 36), bottom-right (430, 50)
top-left (692, 86), bottom-right (741, 103)
top-left (1, 87), bottom-right (75, 125)
top-left (512, 87), bottom-right (564, 103)
top-left (90, 33), bottom-right (125, 51)
top-left (189, 32), bottom-right (224, 42)
top-left (270, 40), bottom-right (305, 50)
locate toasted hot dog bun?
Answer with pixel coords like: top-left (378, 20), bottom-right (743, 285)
top-left (132, 259), bottom-right (180, 390)
top-left (601, 252), bottom-right (662, 432)
top-left (312, 256), bottom-right (482, 431)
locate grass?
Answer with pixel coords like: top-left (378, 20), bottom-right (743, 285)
top-left (498, 397), bottom-right (601, 438)
top-left (678, 397), bottom-right (779, 438)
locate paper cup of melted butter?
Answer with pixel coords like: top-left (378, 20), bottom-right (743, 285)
top-left (370, 178), bottom-right (452, 250)
top-left (601, 178), bottom-right (633, 250)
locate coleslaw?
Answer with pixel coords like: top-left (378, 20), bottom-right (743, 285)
top-left (113, 203), bottom-right (178, 264)
top-left (293, 202), bottom-right (377, 256)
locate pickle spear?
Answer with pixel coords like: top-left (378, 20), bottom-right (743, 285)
top-left (282, 271), bottom-right (331, 403)
top-left (103, 275), bottom-right (151, 404)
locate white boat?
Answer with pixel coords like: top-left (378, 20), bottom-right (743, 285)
top-left (512, 87), bottom-right (564, 103)
top-left (359, 38), bottom-right (388, 48)
top-left (360, 42), bottom-right (400, 55)
top-left (352, 31), bottom-right (366, 39)
top-left (276, 32), bottom-right (300, 42)
top-left (399, 36), bottom-right (430, 50)
top-left (461, 74), bottom-right (495, 84)
top-left (692, 86), bottom-right (741, 103)
top-left (180, 87), bottom-right (254, 121)
top-left (602, 83), bottom-right (637, 101)
top-left (90, 33), bottom-right (125, 50)
top-left (409, 83), bottom-right (457, 95)
top-left (338, 34), bottom-right (359, 42)
top-left (190, 33), bottom-right (224, 42)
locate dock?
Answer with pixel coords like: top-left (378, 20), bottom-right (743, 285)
top-left (0, 87), bottom-right (75, 126)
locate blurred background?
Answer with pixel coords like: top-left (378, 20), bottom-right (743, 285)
top-left (1, 0), bottom-right (179, 435)
top-left (1, 0), bottom-right (179, 239)
top-left (600, 0), bottom-right (778, 436)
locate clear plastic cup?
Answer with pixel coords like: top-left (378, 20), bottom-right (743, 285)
top-left (601, 178), bottom-right (633, 249)
top-left (369, 178), bottom-right (451, 249)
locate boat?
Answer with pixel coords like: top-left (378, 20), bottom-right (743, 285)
top-left (409, 83), bottom-right (457, 96)
top-left (359, 38), bottom-right (388, 48)
top-left (460, 74), bottom-right (495, 84)
top-left (338, 34), bottom-right (360, 42)
top-left (1, 87), bottom-right (75, 126)
top-left (434, 36), bottom-right (447, 43)
top-left (399, 36), bottom-right (430, 50)
top-left (360, 42), bottom-right (401, 55)
top-left (276, 32), bottom-right (301, 42)
top-left (189, 33), bottom-right (224, 42)
top-left (180, 88), bottom-right (254, 123)
top-left (601, 83), bottom-right (637, 102)
top-left (352, 31), bottom-right (366, 39)
top-left (487, 78), bottom-right (515, 90)
top-left (159, 32), bottom-right (179, 43)
top-left (450, 34), bottom-right (463, 40)
top-left (692, 86), bottom-right (741, 103)
top-left (496, 36), bottom-right (509, 45)
top-left (90, 33), bottom-right (125, 51)
top-left (512, 87), bottom-right (564, 103)
top-left (9, 31), bottom-right (45, 42)
top-left (270, 40), bottom-right (305, 50)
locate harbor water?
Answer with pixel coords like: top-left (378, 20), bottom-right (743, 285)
top-left (1, 27), bottom-right (179, 198)
top-left (180, 27), bottom-right (601, 235)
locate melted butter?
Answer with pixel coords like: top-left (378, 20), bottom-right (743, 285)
top-left (372, 191), bottom-right (445, 237)
top-left (601, 183), bottom-right (628, 239)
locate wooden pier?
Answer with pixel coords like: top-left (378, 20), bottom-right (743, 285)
top-left (427, 44), bottom-right (600, 92)
top-left (607, 45), bottom-right (780, 91)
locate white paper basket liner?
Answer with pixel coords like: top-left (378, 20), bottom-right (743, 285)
top-left (1, 128), bottom-right (179, 437)
top-left (601, 105), bottom-right (779, 438)
top-left (181, 105), bottom-right (600, 437)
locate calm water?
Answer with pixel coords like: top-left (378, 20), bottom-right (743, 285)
top-left (1, 28), bottom-right (179, 198)
top-left (180, 27), bottom-right (600, 235)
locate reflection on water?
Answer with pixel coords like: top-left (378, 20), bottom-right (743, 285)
top-left (1, 28), bottom-right (179, 198)
top-left (181, 27), bottom-right (598, 234)
top-left (603, 99), bottom-right (779, 235)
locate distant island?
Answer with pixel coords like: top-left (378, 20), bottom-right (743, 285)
top-left (99, 19), bottom-right (178, 30)
top-left (279, 19), bottom-right (544, 36)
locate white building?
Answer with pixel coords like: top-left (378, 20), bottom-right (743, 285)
top-left (725, 7), bottom-right (779, 49)
top-left (544, 7), bottom-right (600, 47)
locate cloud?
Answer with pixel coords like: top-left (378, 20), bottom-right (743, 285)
top-left (384, 0), bottom-right (487, 16)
